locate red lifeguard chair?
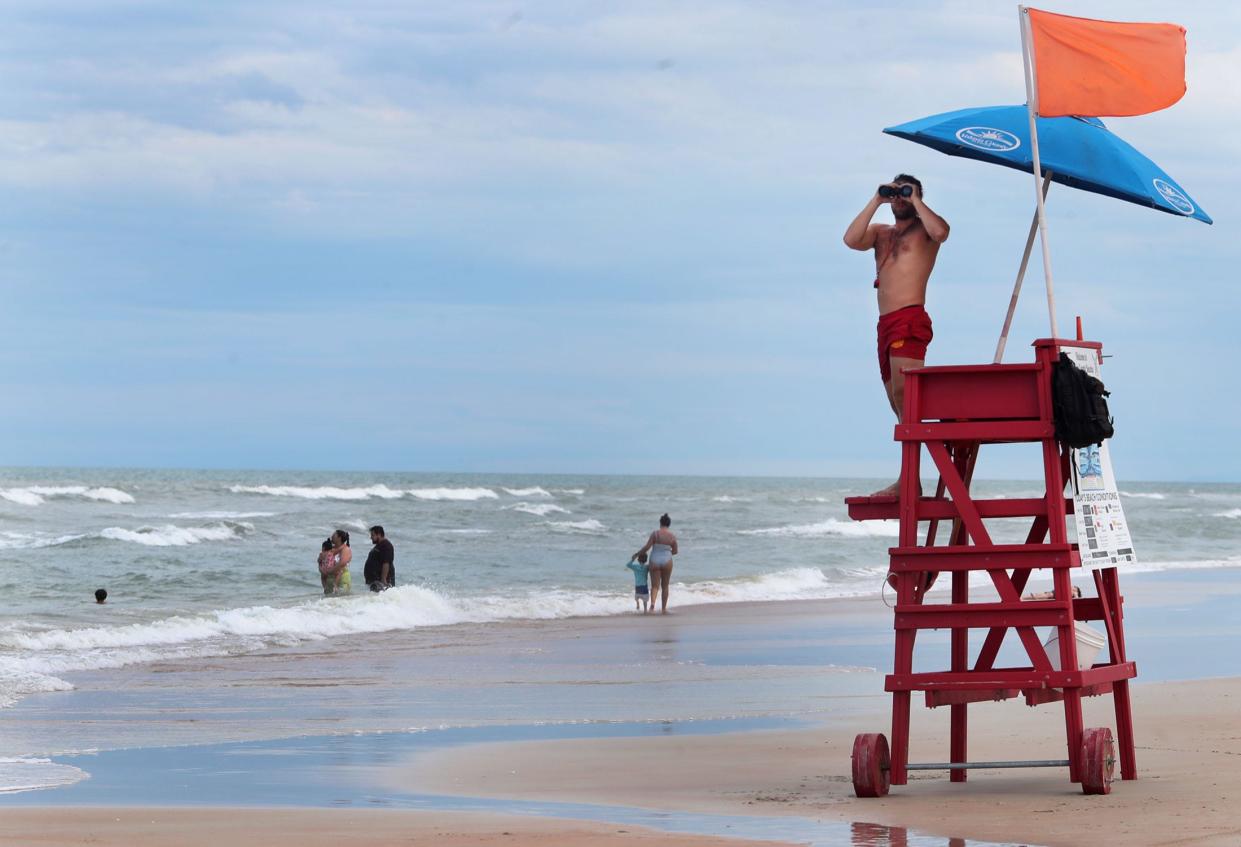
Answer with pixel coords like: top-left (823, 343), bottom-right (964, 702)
top-left (845, 337), bottom-right (1137, 796)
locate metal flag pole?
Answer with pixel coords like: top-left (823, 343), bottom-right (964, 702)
top-left (1019, 5), bottom-right (1060, 339)
top-left (994, 173), bottom-right (1053, 363)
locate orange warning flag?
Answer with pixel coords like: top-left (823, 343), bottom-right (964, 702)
top-left (1027, 7), bottom-right (1186, 118)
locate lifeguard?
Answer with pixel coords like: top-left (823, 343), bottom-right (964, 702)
top-left (842, 174), bottom-right (950, 496)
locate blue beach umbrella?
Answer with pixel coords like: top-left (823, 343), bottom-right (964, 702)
top-left (884, 104), bottom-right (1211, 224)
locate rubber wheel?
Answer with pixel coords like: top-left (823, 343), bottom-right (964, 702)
top-left (1080, 726), bottom-right (1116, 795)
top-left (851, 732), bottom-right (891, 798)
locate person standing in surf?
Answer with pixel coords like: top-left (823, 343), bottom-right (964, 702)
top-left (633, 514), bottom-right (678, 614)
top-left (320, 530), bottom-right (352, 594)
top-left (363, 525), bottom-right (395, 592)
top-left (843, 174), bottom-right (949, 496)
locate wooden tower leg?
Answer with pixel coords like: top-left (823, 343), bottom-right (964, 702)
top-left (950, 568), bottom-right (968, 782)
top-left (1063, 689), bottom-right (1085, 783)
top-left (890, 689), bottom-right (911, 786)
top-left (1113, 678), bottom-right (1137, 780)
top-left (889, 411), bottom-right (922, 788)
top-left (890, 568), bottom-right (918, 786)
top-left (1100, 567), bottom-right (1137, 780)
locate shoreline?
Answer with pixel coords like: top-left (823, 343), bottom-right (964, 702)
top-left (5, 568), bottom-right (1241, 845)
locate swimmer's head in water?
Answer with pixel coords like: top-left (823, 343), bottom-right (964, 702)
top-left (95, 588), bottom-right (107, 604)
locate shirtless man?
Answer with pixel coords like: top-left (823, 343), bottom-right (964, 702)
top-left (843, 174), bottom-right (949, 496)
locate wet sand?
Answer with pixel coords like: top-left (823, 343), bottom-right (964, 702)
top-left (0, 808), bottom-right (798, 847)
top-left (5, 569), bottom-right (1241, 846)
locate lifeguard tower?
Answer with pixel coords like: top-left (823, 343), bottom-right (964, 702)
top-left (842, 6), bottom-right (1208, 797)
top-left (845, 337), bottom-right (1136, 796)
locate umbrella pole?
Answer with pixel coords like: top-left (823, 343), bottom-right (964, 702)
top-left (995, 174), bottom-right (1052, 363)
top-left (1020, 6), bottom-right (1060, 339)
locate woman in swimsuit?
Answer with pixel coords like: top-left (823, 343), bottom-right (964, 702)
top-left (634, 514), bottom-right (678, 614)
top-left (323, 529), bottom-right (352, 594)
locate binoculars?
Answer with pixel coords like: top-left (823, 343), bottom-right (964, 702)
top-left (878, 184), bottom-right (914, 198)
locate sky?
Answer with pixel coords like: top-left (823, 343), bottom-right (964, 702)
top-left (1, 1), bottom-right (1238, 480)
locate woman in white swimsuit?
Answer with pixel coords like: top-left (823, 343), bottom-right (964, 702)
top-left (634, 514), bottom-right (678, 614)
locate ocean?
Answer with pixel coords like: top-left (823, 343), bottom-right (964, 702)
top-left (2, 467), bottom-right (1240, 798)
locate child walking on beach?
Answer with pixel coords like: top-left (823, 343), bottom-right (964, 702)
top-left (626, 553), bottom-right (650, 613)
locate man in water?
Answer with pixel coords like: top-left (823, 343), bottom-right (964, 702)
top-left (364, 525), bottom-right (396, 592)
top-left (843, 174), bottom-right (950, 496)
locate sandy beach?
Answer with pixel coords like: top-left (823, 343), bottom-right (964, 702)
top-left (401, 675), bottom-right (1241, 847)
top-left (0, 808), bottom-right (797, 847)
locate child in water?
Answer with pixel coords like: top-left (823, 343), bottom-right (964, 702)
top-left (626, 552), bottom-right (650, 613)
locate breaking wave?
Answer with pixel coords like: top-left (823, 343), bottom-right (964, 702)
top-left (0, 568), bottom-right (860, 677)
top-left (738, 518), bottom-right (899, 538)
top-left (502, 487), bottom-right (552, 498)
top-left (0, 486), bottom-right (134, 506)
top-left (542, 519), bottom-right (607, 534)
top-left (0, 522), bottom-right (251, 550)
top-left (505, 502), bottom-right (570, 517)
top-left (229, 485), bottom-right (498, 501)
top-left (100, 523), bottom-right (252, 547)
top-left (407, 487), bottom-right (498, 501)
top-left (168, 510), bottom-right (277, 519)
top-left (0, 531), bottom-right (90, 550)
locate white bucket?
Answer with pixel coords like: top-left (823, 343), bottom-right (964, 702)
top-left (1043, 622), bottom-right (1107, 670)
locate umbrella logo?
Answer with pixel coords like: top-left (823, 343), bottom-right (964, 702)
top-left (955, 127), bottom-right (1021, 152)
top-left (1152, 178), bottom-right (1194, 216)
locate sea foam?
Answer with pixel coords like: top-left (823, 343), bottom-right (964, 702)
top-left (230, 484), bottom-right (498, 501)
top-left (0, 567), bottom-right (869, 670)
top-left (168, 510), bottom-right (277, 519)
top-left (543, 519), bottom-right (607, 534)
top-left (505, 502), bottom-right (570, 517)
top-left (406, 487), bottom-right (499, 501)
top-left (738, 518), bottom-right (899, 538)
top-left (0, 758), bottom-right (88, 794)
top-left (0, 531), bottom-right (90, 550)
top-left (229, 484), bottom-right (406, 500)
top-left (0, 522), bottom-right (249, 550)
top-left (502, 487), bottom-right (552, 498)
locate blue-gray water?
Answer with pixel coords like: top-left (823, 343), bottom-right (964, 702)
top-left (2, 468), bottom-right (1238, 712)
top-left (2, 466), bottom-right (1239, 826)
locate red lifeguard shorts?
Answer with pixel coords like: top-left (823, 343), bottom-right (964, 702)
top-left (877, 304), bottom-right (933, 384)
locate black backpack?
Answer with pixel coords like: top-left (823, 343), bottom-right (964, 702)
top-left (1052, 352), bottom-right (1114, 449)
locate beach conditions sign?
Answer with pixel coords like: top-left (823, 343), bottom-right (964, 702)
top-left (1066, 347), bottom-right (1137, 568)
